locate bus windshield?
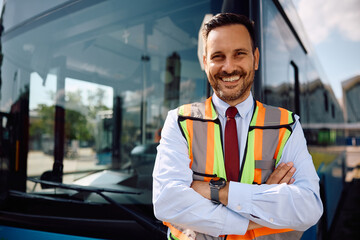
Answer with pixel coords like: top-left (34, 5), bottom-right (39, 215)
top-left (0, 0), bottom-right (213, 204)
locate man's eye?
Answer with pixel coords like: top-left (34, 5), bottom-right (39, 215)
top-left (212, 55), bottom-right (223, 60)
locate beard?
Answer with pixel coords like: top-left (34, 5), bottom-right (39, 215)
top-left (209, 65), bottom-right (255, 103)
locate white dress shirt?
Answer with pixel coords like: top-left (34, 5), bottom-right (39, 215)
top-left (152, 92), bottom-right (323, 237)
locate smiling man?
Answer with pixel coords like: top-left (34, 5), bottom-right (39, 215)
top-left (153, 13), bottom-right (323, 240)
top-left (204, 23), bottom-right (259, 106)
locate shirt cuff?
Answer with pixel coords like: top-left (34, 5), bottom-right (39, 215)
top-left (227, 181), bottom-right (253, 216)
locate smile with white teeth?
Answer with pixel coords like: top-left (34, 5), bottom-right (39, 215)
top-left (222, 75), bottom-right (240, 82)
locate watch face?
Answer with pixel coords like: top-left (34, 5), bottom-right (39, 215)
top-left (210, 177), bottom-right (226, 187)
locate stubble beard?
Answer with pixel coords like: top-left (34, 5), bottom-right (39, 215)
top-left (210, 66), bottom-right (255, 103)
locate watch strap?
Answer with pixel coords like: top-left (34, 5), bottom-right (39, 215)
top-left (210, 185), bottom-right (220, 204)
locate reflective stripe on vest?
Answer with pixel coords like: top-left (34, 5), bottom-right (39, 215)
top-left (165, 97), bottom-right (301, 240)
top-left (178, 97), bottom-right (226, 182)
top-left (243, 101), bottom-right (294, 184)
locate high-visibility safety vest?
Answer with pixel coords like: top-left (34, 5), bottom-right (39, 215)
top-left (165, 97), bottom-right (303, 240)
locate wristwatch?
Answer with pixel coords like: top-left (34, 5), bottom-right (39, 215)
top-left (209, 177), bottom-right (226, 204)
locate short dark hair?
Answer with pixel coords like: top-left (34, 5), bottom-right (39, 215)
top-left (202, 13), bottom-right (256, 53)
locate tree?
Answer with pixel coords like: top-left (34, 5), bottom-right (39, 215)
top-left (29, 86), bottom-right (111, 148)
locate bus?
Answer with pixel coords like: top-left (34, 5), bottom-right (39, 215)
top-left (0, 0), bottom-right (351, 239)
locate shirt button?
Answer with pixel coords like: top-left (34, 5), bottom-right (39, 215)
top-left (269, 218), bottom-right (274, 223)
top-left (236, 205), bottom-right (242, 211)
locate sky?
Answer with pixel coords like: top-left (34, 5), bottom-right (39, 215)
top-left (294, 0), bottom-right (360, 99)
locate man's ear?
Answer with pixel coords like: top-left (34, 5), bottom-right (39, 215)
top-left (254, 48), bottom-right (260, 70)
top-left (203, 54), bottom-right (207, 71)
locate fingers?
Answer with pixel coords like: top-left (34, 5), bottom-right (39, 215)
top-left (266, 162), bottom-right (296, 185)
top-left (288, 177), bottom-right (295, 184)
top-left (279, 163), bottom-right (296, 184)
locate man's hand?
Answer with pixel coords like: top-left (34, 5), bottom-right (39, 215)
top-left (266, 162), bottom-right (296, 185)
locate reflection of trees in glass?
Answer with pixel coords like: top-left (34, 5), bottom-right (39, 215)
top-left (65, 90), bottom-right (91, 142)
top-left (30, 104), bottom-right (55, 137)
top-left (87, 88), bottom-right (109, 119)
top-left (29, 87), bottom-right (110, 146)
top-left (65, 109), bottom-right (92, 142)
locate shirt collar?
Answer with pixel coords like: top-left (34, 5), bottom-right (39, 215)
top-left (212, 92), bottom-right (254, 119)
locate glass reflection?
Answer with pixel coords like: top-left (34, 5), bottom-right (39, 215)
top-left (1, 0), bottom-right (212, 192)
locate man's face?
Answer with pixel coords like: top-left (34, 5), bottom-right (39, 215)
top-left (203, 24), bottom-right (259, 106)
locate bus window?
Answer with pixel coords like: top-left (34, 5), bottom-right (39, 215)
top-left (262, 0), bottom-right (304, 115)
top-left (1, 0), bottom-right (213, 198)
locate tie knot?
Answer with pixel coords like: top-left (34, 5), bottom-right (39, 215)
top-left (226, 106), bottom-right (238, 118)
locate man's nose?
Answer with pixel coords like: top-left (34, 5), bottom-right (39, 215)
top-left (221, 58), bottom-right (236, 74)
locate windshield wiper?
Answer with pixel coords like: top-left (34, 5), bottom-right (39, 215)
top-left (26, 178), bottom-right (167, 237)
top-left (28, 177), bottom-right (142, 195)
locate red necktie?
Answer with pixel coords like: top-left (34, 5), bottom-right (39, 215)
top-left (225, 107), bottom-right (240, 181)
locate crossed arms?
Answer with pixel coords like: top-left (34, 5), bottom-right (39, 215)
top-left (191, 162), bottom-right (297, 231)
top-left (153, 110), bottom-right (323, 236)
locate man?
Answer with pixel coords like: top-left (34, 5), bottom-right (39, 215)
top-left (153, 13), bottom-right (322, 240)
